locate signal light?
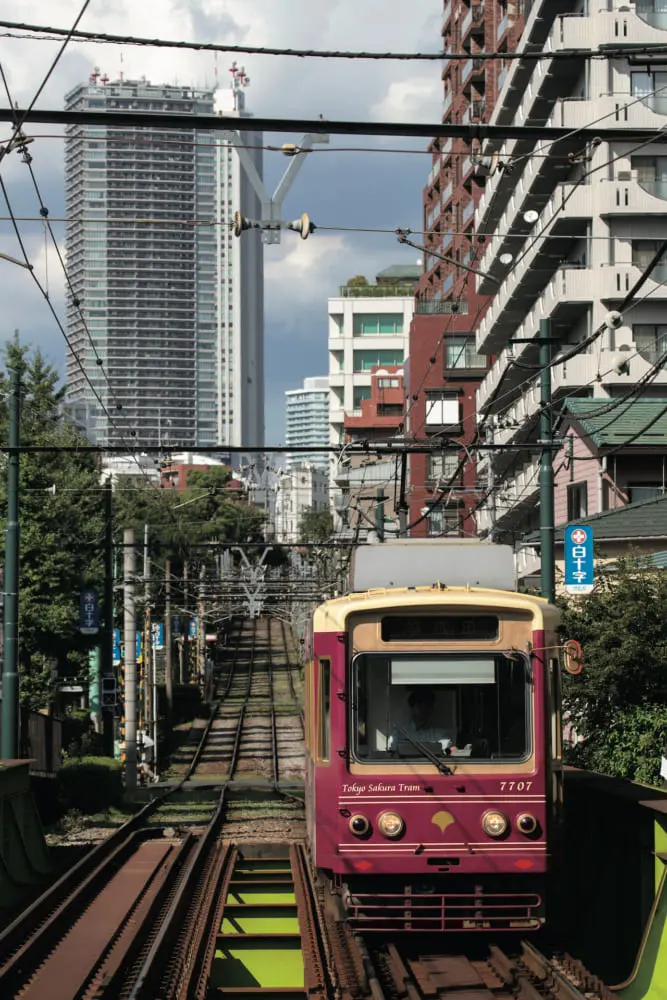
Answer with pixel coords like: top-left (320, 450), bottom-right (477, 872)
top-left (349, 814), bottom-right (370, 837)
top-left (516, 813), bottom-right (538, 835)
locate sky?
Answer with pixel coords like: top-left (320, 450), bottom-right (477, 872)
top-left (0, 0), bottom-right (443, 442)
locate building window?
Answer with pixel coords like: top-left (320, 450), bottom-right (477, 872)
top-left (353, 349), bottom-right (404, 371)
top-left (377, 403), bottom-right (403, 417)
top-left (424, 390), bottom-right (460, 427)
top-left (633, 155), bottom-right (667, 199)
top-left (631, 71), bottom-right (667, 115)
top-left (567, 482), bottom-right (588, 521)
top-left (427, 504), bottom-right (460, 536)
top-left (634, 324), bottom-right (667, 364)
top-left (445, 337), bottom-right (486, 370)
top-left (353, 386), bottom-right (372, 408)
top-left (428, 452), bottom-right (461, 482)
top-left (352, 313), bottom-right (404, 335)
top-left (377, 377), bottom-right (400, 389)
top-left (628, 483), bottom-right (664, 503)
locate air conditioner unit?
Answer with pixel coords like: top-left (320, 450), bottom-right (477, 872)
top-left (617, 170), bottom-right (632, 181)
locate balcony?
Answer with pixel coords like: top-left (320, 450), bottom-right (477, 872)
top-left (462, 99), bottom-right (486, 125)
top-left (442, 228), bottom-right (454, 251)
top-left (496, 11), bottom-right (509, 41)
top-left (462, 155), bottom-right (474, 181)
top-left (443, 91), bottom-right (453, 116)
top-left (476, 456), bottom-right (540, 535)
top-left (634, 2), bottom-right (667, 31)
top-left (442, 179), bottom-right (453, 206)
top-left (461, 2), bottom-right (485, 40)
top-left (462, 200), bottom-right (475, 225)
top-left (442, 0), bottom-right (452, 32)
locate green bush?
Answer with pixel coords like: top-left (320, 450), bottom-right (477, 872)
top-left (57, 756), bottom-right (124, 814)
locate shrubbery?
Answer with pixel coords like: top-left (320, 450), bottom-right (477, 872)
top-left (56, 756), bottom-right (123, 814)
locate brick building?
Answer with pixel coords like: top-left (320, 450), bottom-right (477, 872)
top-left (408, 1), bottom-right (528, 536)
top-left (334, 366), bottom-right (405, 538)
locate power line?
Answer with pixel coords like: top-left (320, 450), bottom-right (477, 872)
top-left (7, 108), bottom-right (667, 144)
top-left (1, 19), bottom-right (664, 62)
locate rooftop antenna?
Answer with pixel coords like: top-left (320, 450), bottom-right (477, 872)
top-left (230, 62), bottom-right (250, 113)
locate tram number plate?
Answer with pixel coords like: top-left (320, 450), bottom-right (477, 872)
top-left (499, 781), bottom-right (532, 792)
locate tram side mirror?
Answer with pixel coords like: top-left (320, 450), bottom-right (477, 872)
top-left (563, 639), bottom-right (583, 675)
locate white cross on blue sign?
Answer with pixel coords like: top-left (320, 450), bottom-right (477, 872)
top-left (564, 525), bottom-right (594, 594)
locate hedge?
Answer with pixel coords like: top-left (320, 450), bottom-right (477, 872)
top-left (57, 756), bottom-right (124, 814)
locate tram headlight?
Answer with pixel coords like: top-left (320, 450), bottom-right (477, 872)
top-left (349, 814), bottom-right (370, 837)
top-left (516, 813), bottom-right (538, 835)
top-left (377, 811), bottom-right (405, 839)
top-left (481, 810), bottom-right (509, 838)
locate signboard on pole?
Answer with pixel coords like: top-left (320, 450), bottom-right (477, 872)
top-left (136, 631), bottom-right (142, 664)
top-left (564, 525), bottom-right (594, 594)
top-left (189, 619), bottom-right (198, 639)
top-left (79, 588), bottom-right (99, 635)
top-left (152, 623), bottom-right (165, 649)
top-left (172, 615), bottom-right (181, 635)
top-left (113, 628), bottom-right (121, 665)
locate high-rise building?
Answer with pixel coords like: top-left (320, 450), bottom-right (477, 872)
top-left (471, 0), bottom-right (667, 576)
top-left (64, 70), bottom-right (263, 449)
top-left (406, 1), bottom-right (527, 536)
top-left (284, 377), bottom-right (330, 471)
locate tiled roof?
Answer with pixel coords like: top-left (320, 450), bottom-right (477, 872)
top-left (561, 398), bottom-right (667, 448)
top-left (527, 493), bottom-right (667, 544)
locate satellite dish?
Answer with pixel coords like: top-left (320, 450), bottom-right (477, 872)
top-left (499, 253), bottom-right (514, 266)
top-left (524, 210), bottom-right (539, 224)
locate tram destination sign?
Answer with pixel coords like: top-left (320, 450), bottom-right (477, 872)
top-left (381, 615), bottom-right (499, 642)
top-left (564, 525), bottom-right (594, 595)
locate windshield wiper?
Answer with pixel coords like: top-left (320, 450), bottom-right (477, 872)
top-left (395, 725), bottom-right (454, 776)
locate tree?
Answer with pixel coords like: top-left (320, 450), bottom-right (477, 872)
top-left (558, 554), bottom-right (667, 785)
top-left (0, 343), bottom-right (105, 709)
top-left (299, 506), bottom-right (334, 543)
top-left (346, 275), bottom-right (369, 288)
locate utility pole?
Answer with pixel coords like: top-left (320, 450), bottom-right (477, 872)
top-left (376, 487), bottom-right (385, 542)
top-left (180, 559), bottom-right (188, 683)
top-left (102, 480), bottom-right (114, 755)
top-left (1, 366), bottom-right (20, 759)
top-left (198, 565), bottom-right (206, 686)
top-left (164, 556), bottom-right (173, 719)
top-left (143, 524), bottom-right (151, 737)
top-left (539, 318), bottom-right (556, 604)
top-left (486, 425), bottom-right (496, 543)
top-left (123, 527), bottom-right (137, 789)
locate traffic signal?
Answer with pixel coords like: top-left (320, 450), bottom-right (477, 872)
top-left (101, 676), bottom-right (117, 710)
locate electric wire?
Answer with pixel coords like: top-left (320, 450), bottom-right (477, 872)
top-left (1, 19), bottom-right (663, 62)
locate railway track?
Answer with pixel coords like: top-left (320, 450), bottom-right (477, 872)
top-left (0, 617), bottom-right (304, 998)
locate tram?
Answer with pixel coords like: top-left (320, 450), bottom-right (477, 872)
top-left (304, 540), bottom-right (572, 932)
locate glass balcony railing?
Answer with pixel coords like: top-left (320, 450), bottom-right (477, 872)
top-left (497, 11), bottom-right (509, 41)
top-left (462, 8), bottom-right (473, 38)
top-left (462, 58), bottom-right (473, 85)
top-left (442, 228), bottom-right (454, 250)
top-left (442, 0), bottom-right (452, 31)
top-left (498, 66), bottom-right (508, 91)
top-left (443, 91), bottom-right (453, 115)
top-left (636, 2), bottom-right (667, 30)
top-left (462, 200), bottom-right (475, 224)
top-left (638, 178), bottom-right (667, 200)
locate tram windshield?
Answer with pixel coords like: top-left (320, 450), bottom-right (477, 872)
top-left (351, 653), bottom-right (530, 763)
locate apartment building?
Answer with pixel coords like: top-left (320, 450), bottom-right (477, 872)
top-left (470, 0), bottom-right (667, 572)
top-left (328, 265), bottom-right (419, 448)
top-left (334, 366), bottom-right (406, 538)
top-left (407, 0), bottom-right (528, 536)
top-left (285, 377), bottom-right (330, 472)
top-left (64, 71), bottom-right (263, 449)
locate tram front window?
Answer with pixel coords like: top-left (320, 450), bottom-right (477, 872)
top-left (352, 653), bottom-right (530, 763)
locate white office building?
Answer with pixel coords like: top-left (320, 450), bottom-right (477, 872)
top-left (285, 377), bottom-right (329, 471)
top-left (64, 70), bottom-right (263, 449)
top-left (274, 464), bottom-right (330, 543)
top-left (471, 0), bottom-right (667, 565)
top-left (327, 265), bottom-right (419, 446)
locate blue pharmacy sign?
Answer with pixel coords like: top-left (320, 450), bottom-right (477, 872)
top-left (152, 623), bottom-right (165, 649)
top-left (79, 588), bottom-right (99, 635)
top-left (113, 628), bottom-right (121, 665)
top-left (564, 525), bottom-right (594, 595)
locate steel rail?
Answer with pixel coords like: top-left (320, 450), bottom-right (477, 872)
top-left (267, 618), bottom-right (279, 786)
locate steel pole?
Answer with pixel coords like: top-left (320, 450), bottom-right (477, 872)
top-left (376, 487), bottom-right (385, 543)
top-left (1, 366), bottom-right (20, 759)
top-left (123, 527), bottom-right (137, 788)
top-left (539, 319), bottom-right (555, 604)
top-left (164, 556), bottom-right (173, 720)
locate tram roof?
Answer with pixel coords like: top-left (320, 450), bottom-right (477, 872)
top-left (313, 586), bottom-right (559, 633)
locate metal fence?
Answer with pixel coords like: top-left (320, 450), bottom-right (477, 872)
top-left (0, 704), bottom-right (62, 773)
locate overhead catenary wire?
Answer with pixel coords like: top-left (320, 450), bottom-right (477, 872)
top-left (2, 18), bottom-right (666, 62)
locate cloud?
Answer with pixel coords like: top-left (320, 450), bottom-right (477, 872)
top-left (0, 0), bottom-right (441, 439)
